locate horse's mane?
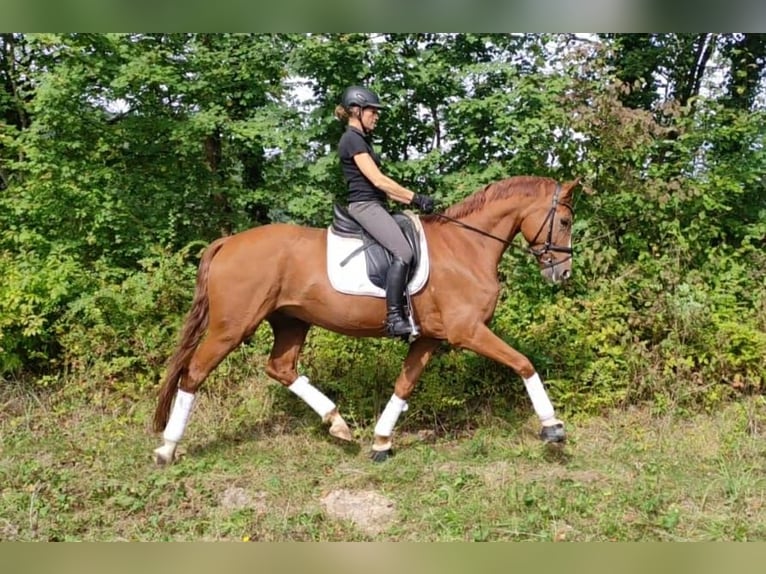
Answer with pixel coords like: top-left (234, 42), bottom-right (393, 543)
top-left (424, 175), bottom-right (558, 222)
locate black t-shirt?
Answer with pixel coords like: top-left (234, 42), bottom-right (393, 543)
top-left (338, 126), bottom-right (386, 203)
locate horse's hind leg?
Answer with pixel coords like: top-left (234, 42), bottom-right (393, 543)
top-left (266, 314), bottom-right (352, 442)
top-left (153, 324), bottom-right (248, 465)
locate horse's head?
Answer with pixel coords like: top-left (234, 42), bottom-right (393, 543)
top-left (521, 178), bottom-right (578, 284)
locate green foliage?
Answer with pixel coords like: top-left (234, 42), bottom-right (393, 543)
top-left (486, 247), bottom-right (766, 415)
top-left (55, 244), bottom-right (200, 397)
top-left (1, 33), bottom-right (765, 424)
top-left (0, 242), bottom-right (87, 374)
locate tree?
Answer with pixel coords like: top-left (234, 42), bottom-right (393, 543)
top-left (720, 33), bottom-right (766, 111)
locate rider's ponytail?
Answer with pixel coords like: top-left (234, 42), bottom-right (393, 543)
top-left (334, 105), bottom-right (349, 122)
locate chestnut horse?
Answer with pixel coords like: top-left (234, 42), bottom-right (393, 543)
top-left (153, 175), bottom-right (578, 464)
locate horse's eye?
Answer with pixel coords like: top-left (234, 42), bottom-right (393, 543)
top-left (560, 218), bottom-right (571, 228)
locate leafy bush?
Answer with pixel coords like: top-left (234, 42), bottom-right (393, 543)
top-left (2, 34), bottom-right (765, 429)
top-left (56, 243), bottom-right (202, 397)
top-left (0, 244), bottom-right (87, 374)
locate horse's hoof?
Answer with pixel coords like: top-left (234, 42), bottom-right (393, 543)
top-left (153, 452), bottom-right (172, 466)
top-left (540, 423), bottom-right (566, 444)
top-left (329, 421), bottom-right (353, 442)
top-left (328, 413), bottom-right (353, 442)
top-left (153, 445), bottom-right (176, 466)
top-left (370, 449), bottom-right (394, 463)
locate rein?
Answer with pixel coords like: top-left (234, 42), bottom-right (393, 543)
top-left (434, 183), bottom-right (574, 268)
top-left (434, 213), bottom-right (514, 248)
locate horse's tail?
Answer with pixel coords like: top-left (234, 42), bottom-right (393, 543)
top-left (153, 237), bottom-right (230, 433)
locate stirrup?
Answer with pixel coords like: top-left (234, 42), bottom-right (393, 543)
top-left (386, 317), bottom-right (412, 339)
top-left (404, 289), bottom-right (420, 341)
top-left (385, 317), bottom-right (420, 342)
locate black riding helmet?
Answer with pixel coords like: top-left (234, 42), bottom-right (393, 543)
top-left (341, 85), bottom-right (385, 110)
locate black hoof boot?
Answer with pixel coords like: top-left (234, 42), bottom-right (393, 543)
top-left (370, 449), bottom-right (394, 463)
top-left (540, 423), bottom-right (566, 444)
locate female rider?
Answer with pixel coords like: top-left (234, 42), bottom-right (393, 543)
top-left (334, 85), bottom-right (435, 339)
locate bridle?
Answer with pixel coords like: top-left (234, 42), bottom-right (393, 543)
top-left (435, 183), bottom-right (573, 269)
top-left (527, 183), bottom-right (574, 269)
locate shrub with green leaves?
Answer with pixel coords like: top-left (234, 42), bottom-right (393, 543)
top-left (1, 34), bottom-right (764, 425)
top-left (0, 244), bottom-right (87, 375)
top-left (55, 244), bottom-right (201, 397)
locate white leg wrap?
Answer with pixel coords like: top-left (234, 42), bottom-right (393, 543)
top-left (523, 373), bottom-right (556, 424)
top-left (288, 376), bottom-right (336, 419)
top-left (374, 394), bottom-right (409, 438)
top-left (163, 389), bottom-right (196, 443)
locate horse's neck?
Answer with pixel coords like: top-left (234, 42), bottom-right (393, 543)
top-left (459, 198), bottom-right (527, 265)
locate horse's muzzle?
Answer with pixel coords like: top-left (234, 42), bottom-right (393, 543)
top-left (541, 263), bottom-right (572, 284)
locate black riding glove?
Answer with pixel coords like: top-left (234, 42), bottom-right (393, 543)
top-left (412, 193), bottom-right (435, 214)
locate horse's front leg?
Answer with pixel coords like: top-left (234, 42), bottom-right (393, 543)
top-left (371, 337), bottom-right (441, 462)
top-left (451, 324), bottom-right (566, 444)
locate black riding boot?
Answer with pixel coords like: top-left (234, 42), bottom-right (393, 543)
top-left (385, 257), bottom-right (413, 339)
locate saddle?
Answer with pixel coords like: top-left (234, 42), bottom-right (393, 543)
top-left (330, 204), bottom-right (422, 290)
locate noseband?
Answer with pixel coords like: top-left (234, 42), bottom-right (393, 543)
top-left (527, 184), bottom-right (574, 269)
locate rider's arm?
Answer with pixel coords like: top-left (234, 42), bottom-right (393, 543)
top-left (353, 153), bottom-right (416, 205)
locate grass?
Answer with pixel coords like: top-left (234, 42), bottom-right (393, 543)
top-left (2, 375), bottom-right (766, 541)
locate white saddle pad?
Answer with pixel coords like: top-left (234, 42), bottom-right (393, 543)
top-left (326, 211), bottom-right (430, 298)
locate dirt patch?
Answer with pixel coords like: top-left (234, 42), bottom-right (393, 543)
top-left (320, 489), bottom-right (396, 536)
top-left (219, 486), bottom-right (268, 513)
top-left (0, 519), bottom-right (19, 540)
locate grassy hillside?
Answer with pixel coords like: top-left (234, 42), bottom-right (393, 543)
top-left (2, 374), bottom-right (765, 542)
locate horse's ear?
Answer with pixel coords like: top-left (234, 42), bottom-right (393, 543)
top-left (561, 177), bottom-right (581, 200)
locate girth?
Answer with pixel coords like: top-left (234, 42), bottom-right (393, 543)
top-left (331, 204), bottom-right (421, 290)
